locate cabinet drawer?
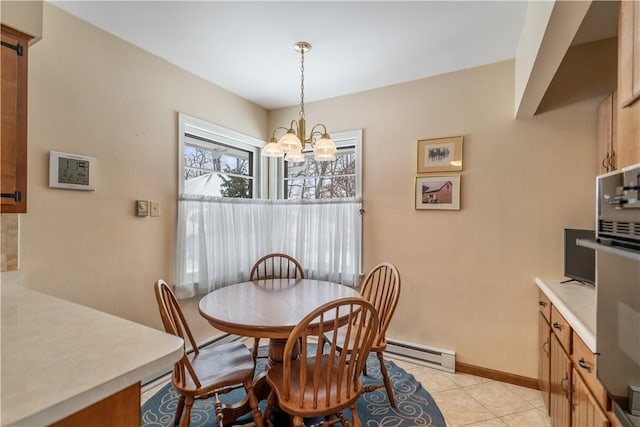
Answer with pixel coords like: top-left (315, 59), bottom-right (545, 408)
top-left (538, 290), bottom-right (551, 323)
top-left (572, 331), bottom-right (609, 410)
top-left (551, 306), bottom-right (572, 353)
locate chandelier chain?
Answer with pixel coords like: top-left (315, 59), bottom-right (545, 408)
top-left (299, 47), bottom-right (305, 119)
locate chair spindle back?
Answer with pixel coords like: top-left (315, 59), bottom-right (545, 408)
top-left (250, 253), bottom-right (304, 281)
top-left (281, 297), bottom-right (378, 410)
top-left (360, 262), bottom-right (401, 347)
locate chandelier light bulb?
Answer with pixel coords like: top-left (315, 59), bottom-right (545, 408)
top-left (278, 129), bottom-right (302, 153)
top-left (263, 137), bottom-right (284, 157)
top-left (285, 147), bottom-right (305, 162)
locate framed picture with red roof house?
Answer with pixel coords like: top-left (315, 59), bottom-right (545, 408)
top-left (415, 175), bottom-right (461, 210)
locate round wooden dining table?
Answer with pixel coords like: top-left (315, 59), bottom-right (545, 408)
top-left (198, 278), bottom-right (361, 424)
top-left (198, 278), bottom-right (361, 364)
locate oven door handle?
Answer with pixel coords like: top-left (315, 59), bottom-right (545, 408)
top-left (577, 239), bottom-right (640, 262)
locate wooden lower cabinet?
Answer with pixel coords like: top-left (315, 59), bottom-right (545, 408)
top-left (49, 382), bottom-right (140, 427)
top-left (538, 292), bottom-right (616, 427)
top-left (539, 313), bottom-right (552, 412)
top-left (550, 333), bottom-right (572, 427)
top-left (572, 368), bottom-right (610, 427)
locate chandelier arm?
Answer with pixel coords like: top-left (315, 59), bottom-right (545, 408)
top-left (271, 126), bottom-right (290, 139)
top-left (290, 120), bottom-right (299, 133)
top-left (309, 123), bottom-right (329, 141)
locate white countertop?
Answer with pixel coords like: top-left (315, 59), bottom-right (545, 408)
top-left (1, 284), bottom-right (184, 426)
top-left (535, 277), bottom-right (597, 352)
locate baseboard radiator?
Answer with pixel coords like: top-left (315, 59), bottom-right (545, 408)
top-left (385, 338), bottom-right (456, 373)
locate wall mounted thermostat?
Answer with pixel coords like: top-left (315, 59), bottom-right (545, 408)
top-left (49, 151), bottom-right (96, 191)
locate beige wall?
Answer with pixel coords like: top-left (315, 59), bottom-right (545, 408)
top-left (1, 0), bottom-right (43, 43)
top-left (19, 3), bottom-right (613, 380)
top-left (271, 46), bottom-right (610, 378)
top-left (20, 4), bottom-right (268, 337)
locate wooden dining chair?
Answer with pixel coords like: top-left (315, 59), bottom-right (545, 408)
top-left (154, 280), bottom-right (264, 427)
top-left (250, 253), bottom-right (305, 281)
top-left (325, 262), bottom-right (401, 407)
top-left (249, 253), bottom-right (305, 359)
top-left (263, 297), bottom-right (379, 427)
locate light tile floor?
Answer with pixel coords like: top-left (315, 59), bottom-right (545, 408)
top-left (141, 349), bottom-right (552, 427)
top-left (389, 356), bottom-right (551, 427)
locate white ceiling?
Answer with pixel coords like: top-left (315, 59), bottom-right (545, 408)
top-left (51, 1), bottom-right (617, 110)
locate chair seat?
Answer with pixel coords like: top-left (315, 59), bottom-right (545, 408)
top-left (180, 341), bottom-right (255, 392)
top-left (266, 355), bottom-right (361, 417)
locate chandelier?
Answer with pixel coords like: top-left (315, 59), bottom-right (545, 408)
top-left (262, 42), bottom-right (337, 162)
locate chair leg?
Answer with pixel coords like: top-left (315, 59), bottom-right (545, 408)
top-left (376, 351), bottom-right (396, 408)
top-left (292, 415), bottom-right (304, 427)
top-left (244, 379), bottom-right (264, 427)
top-left (264, 390), bottom-right (277, 427)
top-left (350, 403), bottom-right (361, 427)
top-left (252, 337), bottom-right (260, 360)
top-left (174, 395), bottom-right (185, 426)
top-left (180, 397), bottom-right (194, 427)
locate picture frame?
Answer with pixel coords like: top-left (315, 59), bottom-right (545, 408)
top-left (415, 174), bottom-right (461, 210)
top-left (417, 136), bottom-right (463, 173)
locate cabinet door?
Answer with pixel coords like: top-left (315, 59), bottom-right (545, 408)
top-left (1, 25), bottom-right (29, 213)
top-left (551, 334), bottom-right (572, 427)
top-left (572, 367), bottom-right (610, 427)
top-left (619, 0), bottom-right (640, 107)
top-left (596, 93), bottom-right (615, 174)
top-left (539, 313), bottom-right (552, 413)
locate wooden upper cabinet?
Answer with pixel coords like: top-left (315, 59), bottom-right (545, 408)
top-left (1, 25), bottom-right (30, 213)
top-left (616, 1), bottom-right (640, 170)
top-left (619, 0), bottom-right (640, 107)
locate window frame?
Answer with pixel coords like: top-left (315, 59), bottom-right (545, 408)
top-left (178, 113), bottom-right (267, 198)
top-left (273, 129), bottom-right (363, 200)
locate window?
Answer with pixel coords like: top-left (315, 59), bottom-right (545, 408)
top-left (175, 119), bottom-right (362, 297)
top-left (179, 113), bottom-right (264, 198)
top-left (278, 129), bottom-right (362, 200)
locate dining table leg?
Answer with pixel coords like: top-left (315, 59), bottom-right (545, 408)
top-left (218, 337), bottom-right (300, 425)
top-left (267, 338), bottom-right (300, 366)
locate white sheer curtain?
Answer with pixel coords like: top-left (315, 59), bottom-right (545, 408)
top-left (175, 196), bottom-right (363, 298)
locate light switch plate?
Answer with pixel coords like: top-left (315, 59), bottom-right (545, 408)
top-left (150, 201), bottom-right (160, 217)
top-left (136, 200), bottom-right (149, 217)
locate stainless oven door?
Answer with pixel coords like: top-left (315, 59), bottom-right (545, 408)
top-left (594, 243), bottom-right (640, 410)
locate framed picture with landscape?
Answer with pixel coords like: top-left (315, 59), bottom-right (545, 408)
top-left (417, 136), bottom-right (463, 173)
top-left (415, 174), bottom-right (461, 210)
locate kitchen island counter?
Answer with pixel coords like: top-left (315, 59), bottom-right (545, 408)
top-left (1, 282), bottom-right (183, 426)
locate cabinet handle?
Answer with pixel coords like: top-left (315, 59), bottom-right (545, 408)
top-left (609, 150), bottom-right (616, 170)
top-left (553, 322), bottom-right (562, 330)
top-left (0, 191), bottom-right (22, 202)
top-left (603, 153), bottom-right (611, 172)
top-left (538, 301), bottom-right (547, 307)
top-left (560, 377), bottom-right (573, 399)
top-left (543, 338), bottom-right (550, 356)
top-left (578, 358), bottom-right (593, 373)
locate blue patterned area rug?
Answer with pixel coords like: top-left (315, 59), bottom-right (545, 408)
top-left (141, 345), bottom-right (446, 427)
